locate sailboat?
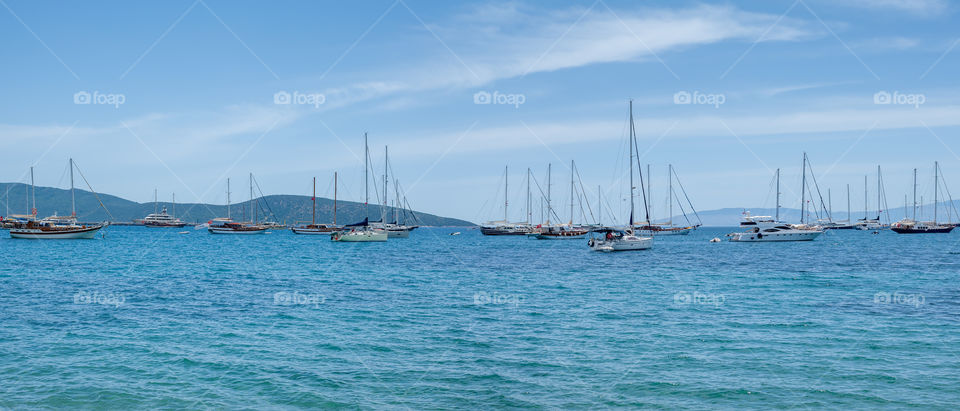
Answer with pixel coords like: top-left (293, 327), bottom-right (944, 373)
top-left (854, 167), bottom-right (887, 230)
top-left (3, 167), bottom-right (39, 229)
top-left (481, 166), bottom-right (534, 235)
top-left (535, 161), bottom-right (589, 239)
top-left (370, 146), bottom-right (416, 238)
top-left (10, 159), bottom-right (107, 239)
top-left (891, 163), bottom-right (955, 234)
top-left (729, 162), bottom-right (824, 242)
top-left (589, 100), bottom-right (652, 251)
top-left (208, 176), bottom-right (267, 234)
top-left (633, 164), bottom-right (701, 235)
top-left (332, 133), bottom-right (388, 242)
top-left (142, 189), bottom-right (187, 227)
top-left (291, 174), bottom-right (342, 235)
top-left (823, 185), bottom-right (857, 229)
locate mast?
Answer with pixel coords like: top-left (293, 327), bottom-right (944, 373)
top-left (913, 168), bottom-right (917, 220)
top-left (227, 178), bottom-right (231, 219)
top-left (30, 166), bottom-right (36, 216)
top-left (312, 177), bottom-right (316, 225)
top-left (249, 173), bottom-right (254, 223)
top-left (394, 179), bottom-right (400, 224)
top-left (364, 133), bottom-right (369, 220)
top-left (384, 146), bottom-right (388, 223)
top-left (504, 165), bottom-right (509, 222)
top-left (334, 171), bottom-right (338, 225)
top-left (598, 184), bottom-right (602, 226)
top-left (647, 164), bottom-right (652, 223)
top-left (847, 184), bottom-right (851, 223)
top-left (776, 168), bottom-right (781, 222)
top-left (70, 158), bottom-right (76, 217)
top-left (864, 175), bottom-right (868, 220)
top-left (570, 160), bottom-right (575, 225)
top-left (668, 164), bottom-right (673, 226)
top-left (547, 163), bottom-right (552, 225)
top-left (526, 168), bottom-right (531, 225)
top-left (934, 161), bottom-right (939, 224)
top-left (628, 100), bottom-right (635, 227)
top-left (877, 165), bottom-right (882, 219)
top-left (800, 154), bottom-right (806, 224)
top-left (828, 188), bottom-right (832, 222)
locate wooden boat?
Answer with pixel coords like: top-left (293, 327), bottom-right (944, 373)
top-left (892, 163), bottom-right (955, 234)
top-left (9, 159), bottom-right (106, 239)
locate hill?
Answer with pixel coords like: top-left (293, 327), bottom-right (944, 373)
top-left (0, 183), bottom-right (475, 226)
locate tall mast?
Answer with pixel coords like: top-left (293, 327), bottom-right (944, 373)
top-left (227, 178), bottom-right (231, 219)
top-left (776, 168), bottom-right (781, 222)
top-left (249, 173), bottom-right (254, 223)
top-left (70, 158), bottom-right (76, 217)
top-left (364, 133), bottom-right (369, 220)
top-left (864, 175), bottom-right (868, 220)
top-left (846, 184), bottom-right (851, 223)
top-left (380, 146), bottom-right (390, 220)
top-left (30, 166), bottom-right (36, 216)
top-left (628, 100), bottom-right (635, 227)
top-left (934, 161), bottom-right (939, 224)
top-left (598, 184), bottom-right (602, 225)
top-left (828, 188), bottom-right (832, 221)
top-left (877, 165), bottom-right (882, 219)
top-left (312, 177), bottom-right (316, 225)
top-left (570, 160), bottom-right (575, 225)
top-left (547, 163), bottom-right (552, 225)
top-left (669, 164), bottom-right (673, 226)
top-left (912, 168), bottom-right (917, 220)
top-left (504, 165), bottom-right (509, 222)
top-left (394, 179), bottom-right (400, 224)
top-left (334, 172), bottom-right (339, 225)
top-left (526, 168), bottom-right (531, 225)
top-left (800, 154), bottom-right (806, 224)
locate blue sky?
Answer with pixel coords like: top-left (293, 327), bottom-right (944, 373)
top-left (2, 0), bottom-right (960, 223)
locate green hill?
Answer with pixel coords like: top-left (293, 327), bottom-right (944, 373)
top-left (0, 183), bottom-right (475, 226)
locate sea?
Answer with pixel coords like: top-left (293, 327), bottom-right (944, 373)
top-left (1, 226), bottom-right (959, 408)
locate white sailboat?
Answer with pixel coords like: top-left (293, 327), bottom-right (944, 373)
top-left (10, 159), bottom-right (107, 239)
top-left (333, 132), bottom-right (387, 242)
top-left (588, 100), bottom-right (652, 251)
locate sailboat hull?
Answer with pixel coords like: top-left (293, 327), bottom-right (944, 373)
top-left (208, 227), bottom-right (267, 235)
top-left (633, 226), bottom-right (693, 236)
top-left (10, 225), bottom-right (102, 239)
top-left (891, 226), bottom-right (955, 234)
top-left (332, 230), bottom-right (388, 242)
top-left (589, 236), bottom-right (653, 251)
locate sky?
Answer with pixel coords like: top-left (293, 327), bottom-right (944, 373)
top-left (2, 0), bottom-right (960, 223)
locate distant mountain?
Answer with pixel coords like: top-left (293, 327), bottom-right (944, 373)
top-left (0, 183), bottom-right (475, 226)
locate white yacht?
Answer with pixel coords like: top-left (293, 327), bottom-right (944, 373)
top-left (588, 228), bottom-right (652, 251)
top-left (730, 215), bottom-right (822, 242)
top-left (143, 207), bottom-right (186, 227)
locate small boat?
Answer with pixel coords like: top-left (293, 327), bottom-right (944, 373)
top-left (588, 228), bottom-right (652, 251)
top-left (892, 164), bottom-right (955, 234)
top-left (10, 159), bottom-right (107, 239)
top-left (450, 231), bottom-right (461, 236)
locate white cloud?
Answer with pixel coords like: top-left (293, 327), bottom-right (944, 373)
top-left (835, 0), bottom-right (949, 15)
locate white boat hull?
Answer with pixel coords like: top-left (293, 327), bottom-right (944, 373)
top-left (290, 228), bottom-right (335, 235)
top-left (729, 230), bottom-right (822, 242)
top-left (10, 225), bottom-right (102, 239)
top-left (589, 236), bottom-right (653, 251)
top-left (208, 227), bottom-right (267, 235)
top-left (386, 229), bottom-right (409, 238)
top-left (332, 230), bottom-right (388, 242)
top-left (633, 227), bottom-right (692, 236)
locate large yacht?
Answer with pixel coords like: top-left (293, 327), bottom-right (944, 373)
top-left (729, 214), bottom-right (823, 242)
top-left (143, 207), bottom-right (187, 227)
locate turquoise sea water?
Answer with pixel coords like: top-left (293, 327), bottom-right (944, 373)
top-left (2, 226), bottom-right (960, 408)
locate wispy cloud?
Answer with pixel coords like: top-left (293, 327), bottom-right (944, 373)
top-left (834, 0), bottom-right (949, 15)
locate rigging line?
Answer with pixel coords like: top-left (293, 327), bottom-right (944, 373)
top-left (70, 160), bottom-right (115, 221)
top-left (936, 162), bottom-right (958, 223)
top-left (671, 185), bottom-right (692, 226)
top-left (672, 166), bottom-right (701, 225)
top-left (804, 156), bottom-right (831, 221)
top-left (573, 163), bottom-right (596, 224)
